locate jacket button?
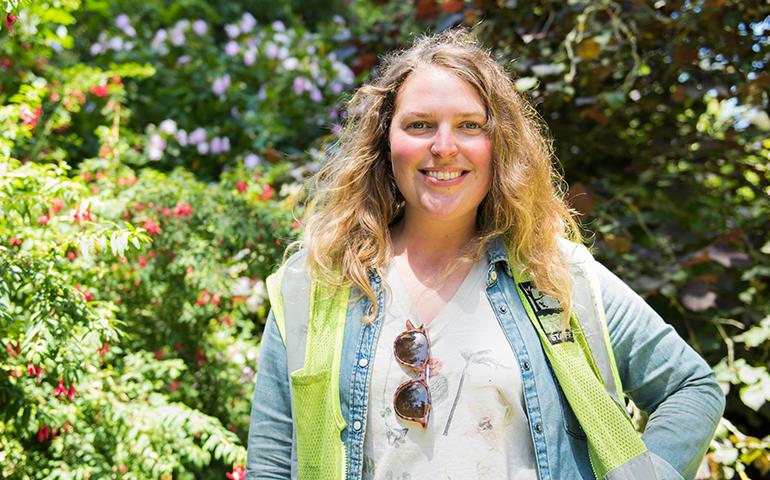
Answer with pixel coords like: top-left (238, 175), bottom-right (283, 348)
top-left (353, 420), bottom-right (362, 431)
top-left (523, 361), bottom-right (530, 371)
top-left (358, 358), bottom-right (369, 368)
top-left (499, 305), bottom-right (508, 314)
top-left (487, 270), bottom-right (497, 286)
top-left (535, 423), bottom-right (542, 434)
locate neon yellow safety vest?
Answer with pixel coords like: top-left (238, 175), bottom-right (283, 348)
top-left (265, 239), bottom-right (657, 480)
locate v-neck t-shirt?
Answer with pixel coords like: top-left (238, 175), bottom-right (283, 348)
top-left (362, 256), bottom-right (538, 480)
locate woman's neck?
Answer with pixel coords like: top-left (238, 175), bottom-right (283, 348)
top-left (391, 212), bottom-right (477, 266)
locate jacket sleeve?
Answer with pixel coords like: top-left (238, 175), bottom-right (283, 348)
top-left (595, 261), bottom-right (725, 480)
top-left (246, 310), bottom-right (293, 479)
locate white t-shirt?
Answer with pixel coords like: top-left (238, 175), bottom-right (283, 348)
top-left (362, 257), bottom-right (538, 480)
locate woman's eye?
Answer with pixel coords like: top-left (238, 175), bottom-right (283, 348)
top-left (462, 121), bottom-right (481, 129)
top-left (407, 121), bottom-right (428, 129)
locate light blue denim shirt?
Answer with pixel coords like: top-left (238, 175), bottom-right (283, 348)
top-left (246, 238), bottom-right (725, 480)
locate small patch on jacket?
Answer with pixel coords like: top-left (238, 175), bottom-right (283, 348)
top-left (518, 281), bottom-right (573, 345)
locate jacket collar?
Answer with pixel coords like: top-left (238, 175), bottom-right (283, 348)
top-left (486, 235), bottom-right (513, 277)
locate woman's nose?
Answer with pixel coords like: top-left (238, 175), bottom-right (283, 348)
top-left (430, 125), bottom-right (459, 158)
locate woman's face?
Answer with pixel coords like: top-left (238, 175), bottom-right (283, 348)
top-left (389, 65), bottom-right (492, 228)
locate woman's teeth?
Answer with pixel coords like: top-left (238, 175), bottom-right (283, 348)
top-left (424, 170), bottom-right (462, 180)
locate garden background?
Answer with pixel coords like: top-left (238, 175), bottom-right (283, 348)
top-left (1, 0), bottom-right (768, 478)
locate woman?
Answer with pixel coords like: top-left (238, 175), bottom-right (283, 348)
top-left (246, 30), bottom-right (724, 480)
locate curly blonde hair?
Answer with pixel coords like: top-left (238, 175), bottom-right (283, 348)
top-left (300, 28), bottom-right (581, 322)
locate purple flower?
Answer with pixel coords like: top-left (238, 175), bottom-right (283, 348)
top-left (224, 41), bottom-right (240, 56)
top-left (211, 75), bottom-right (231, 97)
top-left (272, 20), bottom-right (286, 32)
top-left (292, 76), bottom-right (309, 94)
top-left (221, 136), bottom-right (231, 152)
top-left (243, 47), bottom-right (257, 66)
top-left (310, 86), bottom-right (323, 103)
top-left (90, 43), bottom-right (105, 56)
top-left (265, 42), bottom-right (279, 59)
top-left (147, 134), bottom-right (166, 161)
top-left (123, 25), bottom-right (136, 37)
top-left (159, 119), bottom-right (177, 135)
top-left (176, 55), bottom-right (191, 65)
top-left (115, 14), bottom-right (130, 30)
top-left (196, 142), bottom-right (209, 155)
top-left (169, 28), bottom-right (185, 47)
top-left (225, 24), bottom-right (240, 38)
top-left (244, 153), bottom-right (261, 169)
top-left (176, 129), bottom-right (188, 146)
top-left (188, 128), bottom-right (207, 145)
top-left (240, 12), bottom-right (257, 34)
top-left (282, 57), bottom-right (298, 70)
top-left (210, 136), bottom-right (223, 154)
top-left (108, 36), bottom-right (124, 51)
top-left (192, 20), bottom-right (207, 35)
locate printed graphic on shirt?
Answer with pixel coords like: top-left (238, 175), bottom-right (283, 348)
top-left (518, 281), bottom-right (573, 345)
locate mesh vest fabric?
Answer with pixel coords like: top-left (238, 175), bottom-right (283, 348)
top-left (288, 280), bottom-right (350, 480)
top-left (512, 267), bottom-right (648, 479)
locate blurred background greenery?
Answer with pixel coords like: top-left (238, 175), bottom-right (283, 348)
top-left (1, 0), bottom-right (768, 478)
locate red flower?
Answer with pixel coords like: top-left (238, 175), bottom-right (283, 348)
top-left (97, 343), bottom-right (109, 357)
top-left (38, 214), bottom-right (50, 225)
top-left (50, 198), bottom-right (64, 213)
top-left (50, 92), bottom-right (60, 102)
top-left (90, 84), bottom-right (109, 97)
top-left (70, 207), bottom-right (94, 223)
top-left (291, 220), bottom-right (300, 230)
top-left (169, 380), bottom-right (179, 391)
top-left (66, 251), bottom-right (77, 261)
top-left (142, 219), bottom-right (161, 237)
top-left (236, 181), bottom-right (248, 193)
top-left (173, 202), bottom-right (192, 217)
top-left (139, 256), bottom-right (147, 267)
top-left (195, 350), bottom-right (207, 366)
top-left (226, 465), bottom-right (246, 480)
top-left (20, 106), bottom-right (42, 128)
top-left (37, 425), bottom-right (51, 443)
top-left (52, 378), bottom-right (67, 399)
top-left (67, 385), bottom-right (76, 401)
top-left (4, 14), bottom-right (17, 33)
top-left (5, 342), bottom-right (18, 357)
top-left (210, 293), bottom-right (221, 306)
top-left (259, 184), bottom-right (274, 200)
top-left (162, 207), bottom-right (171, 216)
top-left (8, 237), bottom-right (22, 246)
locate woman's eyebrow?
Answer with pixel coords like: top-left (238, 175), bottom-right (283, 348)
top-left (399, 111), bottom-right (486, 118)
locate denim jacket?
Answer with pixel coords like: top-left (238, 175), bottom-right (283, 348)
top-left (246, 238), bottom-right (725, 480)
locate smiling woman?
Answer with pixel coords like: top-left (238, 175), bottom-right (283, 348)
top-left (246, 29), bottom-right (724, 480)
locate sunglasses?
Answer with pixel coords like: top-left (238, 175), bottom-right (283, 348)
top-left (392, 319), bottom-right (432, 428)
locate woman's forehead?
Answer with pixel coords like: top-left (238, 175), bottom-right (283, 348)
top-left (393, 65), bottom-right (487, 116)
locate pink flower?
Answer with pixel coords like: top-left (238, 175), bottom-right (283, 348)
top-left (226, 466), bottom-right (246, 480)
top-left (173, 202), bottom-right (192, 217)
top-left (4, 14), bottom-right (17, 33)
top-left (90, 84), bottom-right (109, 97)
top-left (142, 219), bottom-right (161, 236)
top-left (37, 425), bottom-right (51, 443)
top-left (50, 198), bottom-right (64, 213)
top-left (20, 106), bottom-right (42, 128)
top-left (52, 378), bottom-right (67, 399)
top-left (259, 184), bottom-right (274, 200)
top-left (236, 181), bottom-right (248, 193)
top-left (38, 214), bottom-right (50, 225)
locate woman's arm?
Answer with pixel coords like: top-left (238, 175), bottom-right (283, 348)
top-left (595, 261), bottom-right (726, 480)
top-left (246, 310), bottom-right (293, 479)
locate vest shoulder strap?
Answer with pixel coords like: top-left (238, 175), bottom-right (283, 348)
top-left (558, 239), bottom-right (625, 408)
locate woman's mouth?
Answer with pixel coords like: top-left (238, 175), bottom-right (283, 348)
top-left (420, 169), bottom-right (468, 182)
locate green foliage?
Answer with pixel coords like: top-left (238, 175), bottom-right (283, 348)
top-left (2, 0), bottom-right (768, 478)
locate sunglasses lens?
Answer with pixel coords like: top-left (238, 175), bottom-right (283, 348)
top-left (394, 381), bottom-right (430, 420)
top-left (394, 331), bottom-right (429, 368)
